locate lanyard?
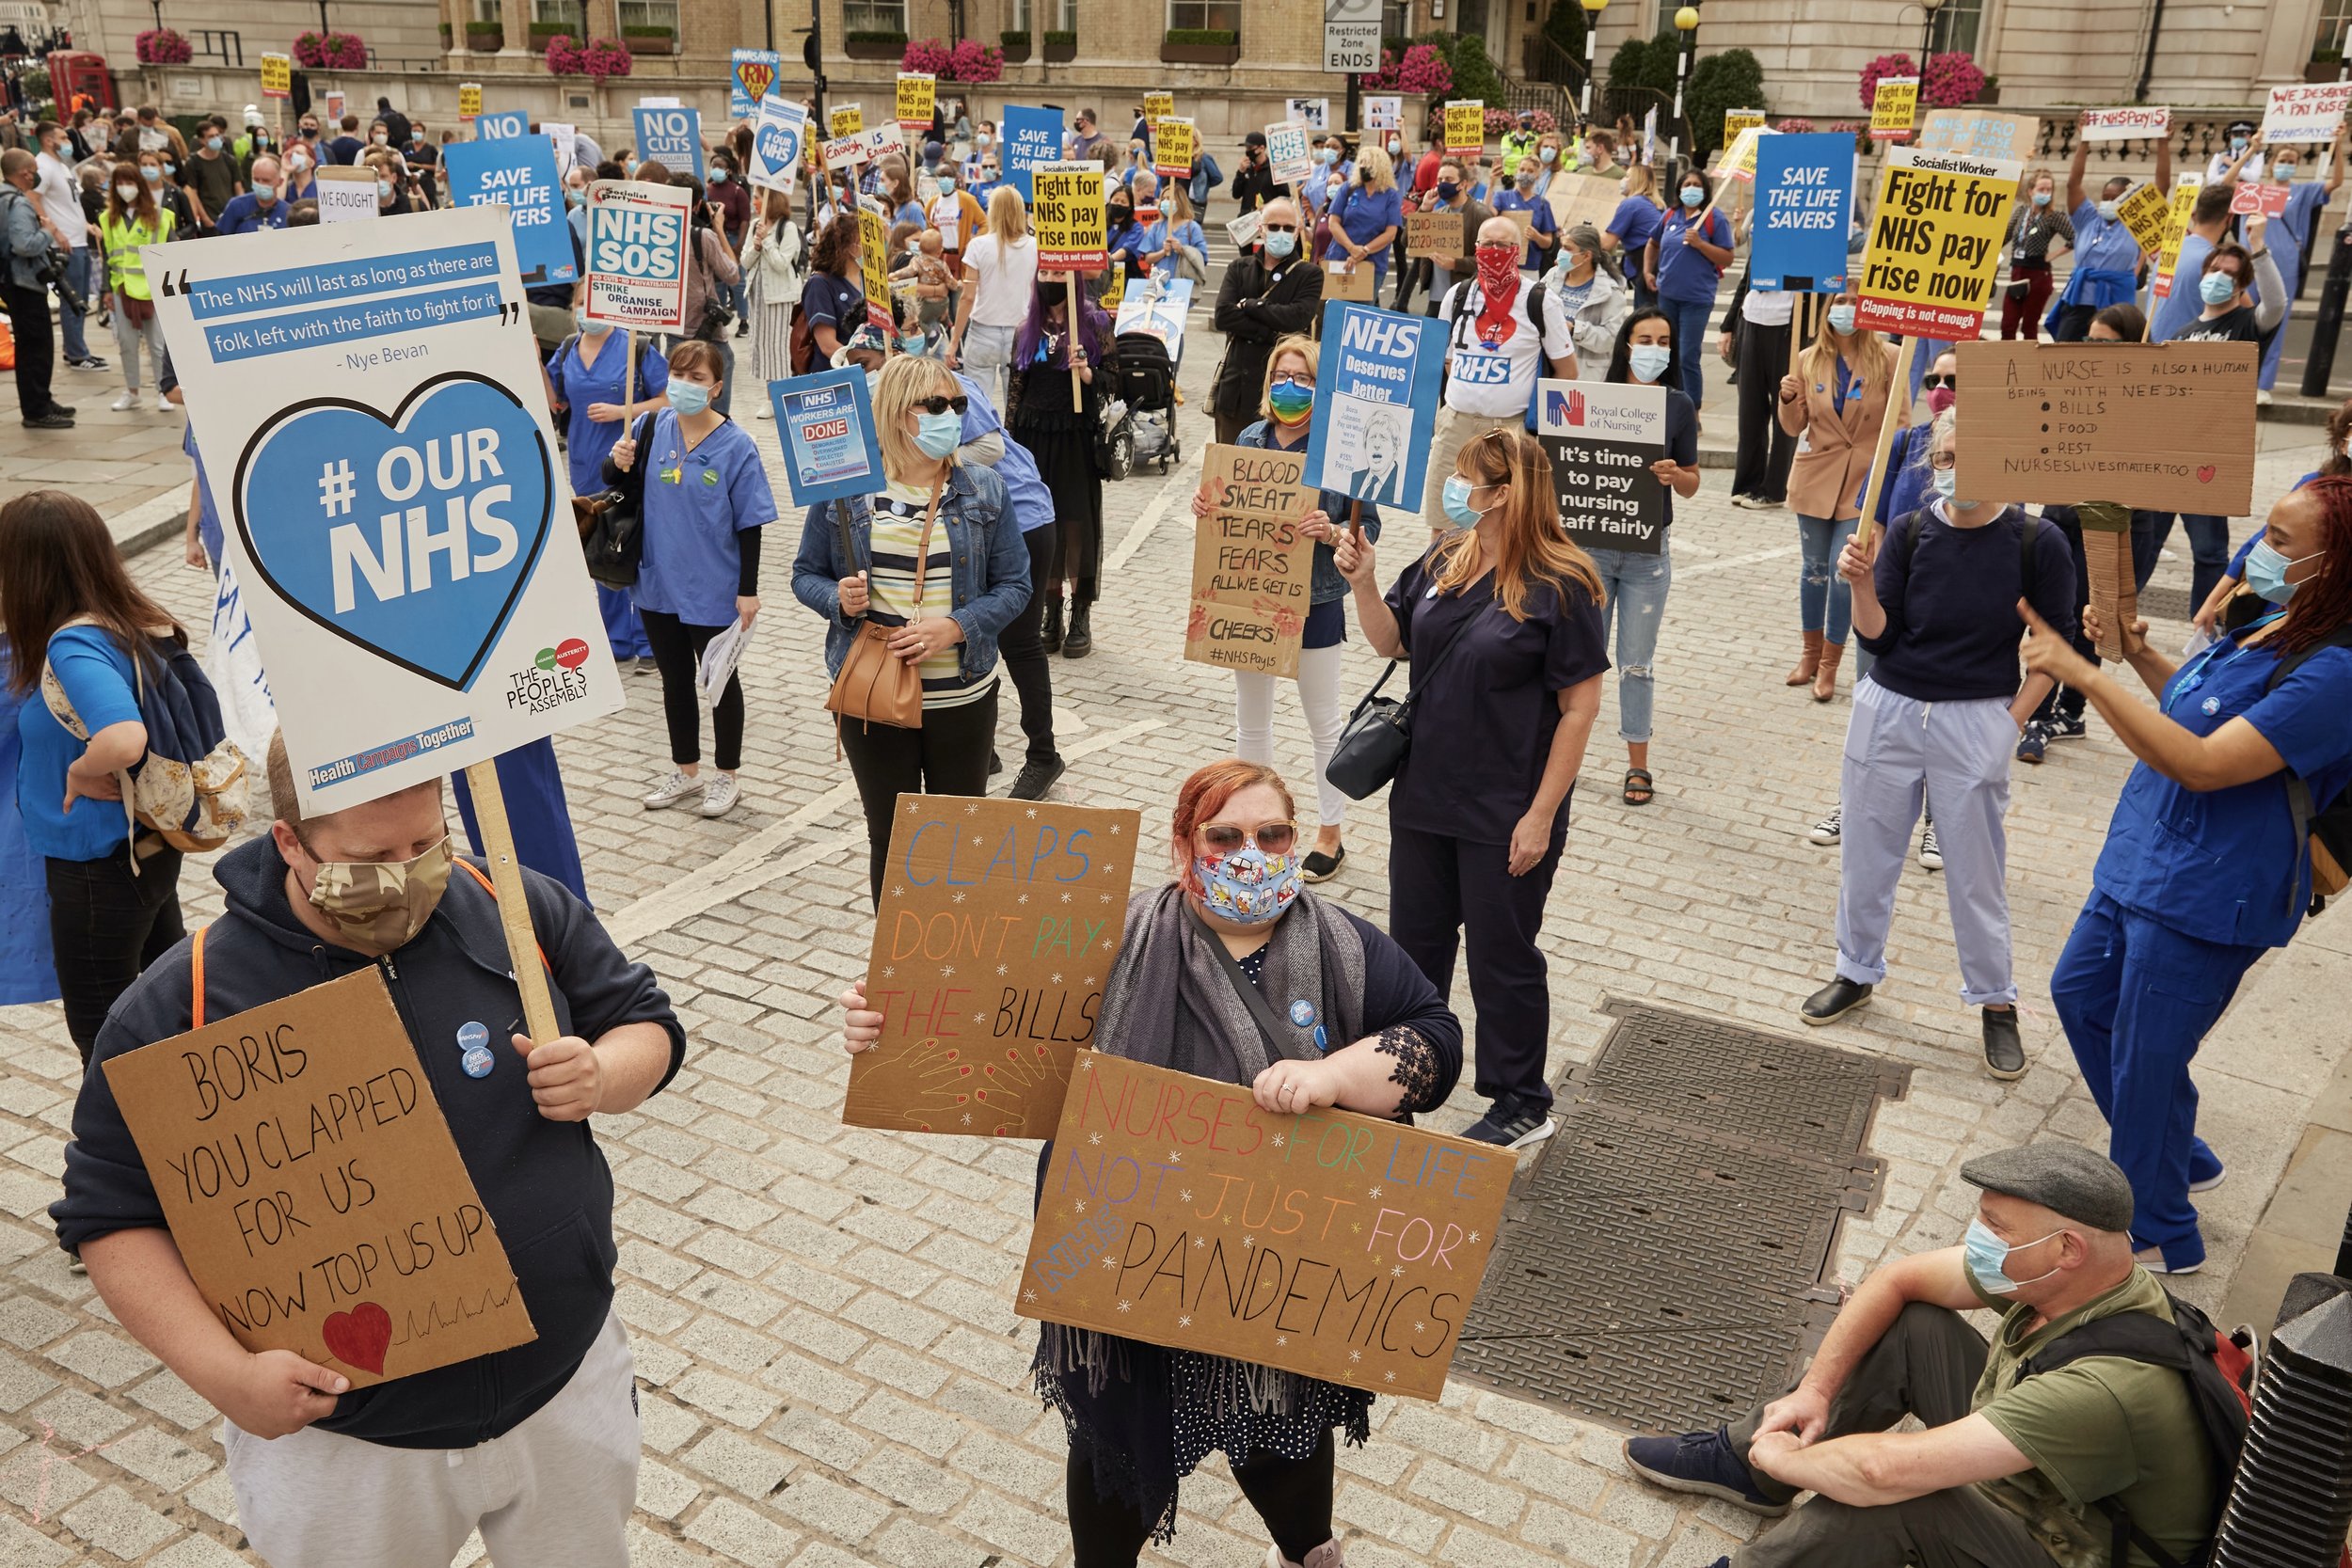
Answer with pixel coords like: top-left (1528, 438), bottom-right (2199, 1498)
top-left (2163, 611), bottom-right (2287, 715)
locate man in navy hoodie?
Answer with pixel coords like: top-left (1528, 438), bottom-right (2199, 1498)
top-left (53, 732), bottom-right (685, 1568)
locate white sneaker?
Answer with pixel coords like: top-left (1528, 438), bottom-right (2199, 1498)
top-left (2256, 388), bottom-right (2273, 406)
top-left (1807, 805), bottom-right (1842, 846)
top-left (111, 390), bottom-right (140, 411)
top-left (699, 771), bottom-right (740, 817)
top-left (754, 401), bottom-right (773, 420)
top-left (642, 768), bottom-right (700, 809)
top-left (1917, 822), bottom-right (1943, 871)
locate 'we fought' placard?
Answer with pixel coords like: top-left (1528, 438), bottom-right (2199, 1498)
top-left (1184, 442), bottom-right (1318, 679)
top-left (1017, 1053), bottom-right (1510, 1401)
top-left (846, 796), bottom-right (1142, 1138)
top-left (102, 970), bottom-right (535, 1386)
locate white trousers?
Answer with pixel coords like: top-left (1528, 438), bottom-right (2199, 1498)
top-left (1234, 641), bottom-right (1349, 826)
top-left (1835, 677), bottom-right (2019, 1006)
top-left (224, 1310), bottom-right (638, 1568)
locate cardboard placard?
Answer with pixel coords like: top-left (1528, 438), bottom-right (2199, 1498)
top-left (1184, 443), bottom-right (1318, 678)
top-left (313, 165), bottom-right (376, 224)
top-left (102, 970), bottom-right (537, 1385)
top-left (457, 83), bottom-right (483, 120)
top-left (861, 123), bottom-right (908, 166)
top-left (1722, 108), bottom-right (1766, 147)
top-left (1320, 259), bottom-right (1375, 302)
top-left (1870, 77), bottom-right (1918, 142)
top-left (2077, 503), bottom-right (2137, 660)
top-left (846, 797), bottom-right (1141, 1138)
top-left (2152, 178), bottom-right (2203, 298)
top-left (632, 104), bottom-right (704, 182)
top-left (1033, 163), bottom-right (1108, 272)
top-left (2081, 106), bottom-right (2170, 144)
top-left (2114, 181), bottom-right (2173, 253)
top-left (1444, 101), bottom-right (1485, 157)
top-left (1535, 379), bottom-right (1668, 552)
top-left (729, 49), bottom-right (781, 119)
top-left (1497, 207), bottom-right (1534, 242)
top-left (1406, 209), bottom-right (1463, 258)
top-left (2263, 82), bottom-right (2352, 145)
top-left (770, 370), bottom-right (884, 506)
top-left (260, 53), bottom-right (291, 101)
top-left (830, 103), bottom-right (865, 139)
top-left (585, 178), bottom-right (692, 334)
top-left (1304, 301), bottom-right (1445, 513)
top-left (1545, 174), bottom-right (1623, 239)
top-left (1954, 340), bottom-right (2258, 516)
top-left (1015, 1052), bottom-right (1511, 1402)
top-left (1267, 121), bottom-right (1315, 189)
top-left (1855, 147), bottom-right (2022, 338)
top-left (897, 72), bottom-right (937, 135)
top-left (820, 133), bottom-right (866, 173)
top-left (1916, 109), bottom-right (2039, 164)
top-left (1154, 118), bottom-right (1198, 181)
top-left (2231, 182), bottom-right (2292, 217)
top-left (1752, 132), bottom-right (1854, 292)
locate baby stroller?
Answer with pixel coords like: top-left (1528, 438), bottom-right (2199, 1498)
top-left (1098, 330), bottom-right (1180, 481)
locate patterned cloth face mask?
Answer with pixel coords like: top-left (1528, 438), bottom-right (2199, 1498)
top-left (1194, 843), bottom-right (1301, 925)
top-left (303, 837), bottom-right (453, 956)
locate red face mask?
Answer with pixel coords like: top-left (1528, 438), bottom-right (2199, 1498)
top-left (1474, 244), bottom-right (1519, 297)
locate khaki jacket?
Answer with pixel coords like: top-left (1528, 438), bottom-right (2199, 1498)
top-left (1779, 356), bottom-right (1896, 522)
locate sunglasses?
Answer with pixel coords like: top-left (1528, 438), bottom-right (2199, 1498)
top-left (1262, 222), bottom-right (1298, 233)
top-left (913, 394), bottom-right (971, 416)
top-left (1922, 373), bottom-right (1956, 390)
top-left (1197, 820), bottom-right (1299, 857)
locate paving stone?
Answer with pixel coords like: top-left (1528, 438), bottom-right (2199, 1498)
top-left (1333, 1481), bottom-right (1445, 1555)
top-left (857, 1444), bottom-right (972, 1513)
top-left (683, 1427), bottom-right (790, 1497)
top-left (96, 1427), bottom-right (213, 1493)
top-left (770, 1407), bottom-right (875, 1472)
top-left (0, 1348), bottom-right (61, 1413)
top-left (683, 1496), bottom-right (800, 1568)
top-left (637, 1456), bottom-right (703, 1521)
top-left (61, 1484), bottom-right (178, 1560)
top-left (0, 1514), bottom-right (72, 1568)
top-left (145, 1534), bottom-right (247, 1568)
top-left (869, 1517), bottom-right (991, 1567)
top-left (773, 1472), bottom-right (890, 1543)
top-left (33, 1388), bottom-right (135, 1447)
top-left (45, 1335), bottom-right (157, 1391)
top-left (1408, 1459), bottom-right (1525, 1528)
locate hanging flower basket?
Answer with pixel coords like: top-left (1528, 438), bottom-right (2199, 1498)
top-left (135, 27), bottom-right (193, 65)
top-left (294, 30), bottom-right (368, 70)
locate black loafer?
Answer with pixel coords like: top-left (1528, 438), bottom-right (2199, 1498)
top-left (1801, 977), bottom-right (1873, 1025)
top-left (1300, 846), bottom-right (1345, 883)
top-left (1982, 1007), bottom-right (2026, 1080)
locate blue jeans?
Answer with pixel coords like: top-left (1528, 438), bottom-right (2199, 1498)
top-left (1592, 544), bottom-right (1671, 743)
top-left (1798, 514), bottom-right (1859, 646)
top-left (1661, 295), bottom-right (1712, 408)
top-left (60, 245), bottom-right (90, 362)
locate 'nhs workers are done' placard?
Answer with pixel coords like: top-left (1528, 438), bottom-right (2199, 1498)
top-left (146, 207), bottom-right (623, 813)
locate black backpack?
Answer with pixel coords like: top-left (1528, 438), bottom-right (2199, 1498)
top-left (2261, 624), bottom-right (2352, 917)
top-left (1892, 504), bottom-right (2043, 603)
top-left (2017, 1293), bottom-right (2254, 1568)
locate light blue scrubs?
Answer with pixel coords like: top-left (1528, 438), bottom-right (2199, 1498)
top-left (632, 410), bottom-right (780, 628)
top-left (2251, 179), bottom-right (2329, 389)
top-left (953, 372), bottom-right (1052, 532)
top-left (550, 330), bottom-right (670, 659)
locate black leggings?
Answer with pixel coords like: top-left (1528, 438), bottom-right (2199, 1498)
top-left (638, 609), bottom-right (742, 770)
top-left (1066, 1433), bottom-right (1335, 1568)
top-left (839, 689), bottom-right (998, 904)
top-left (996, 523), bottom-right (1059, 767)
top-left (48, 845), bottom-right (186, 1062)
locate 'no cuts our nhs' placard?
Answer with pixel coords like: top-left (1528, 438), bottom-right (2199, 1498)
top-left (442, 135), bottom-right (575, 288)
top-left (1303, 302), bottom-right (1444, 514)
top-left (632, 103), bottom-right (705, 181)
top-left (145, 208), bottom-right (622, 813)
top-left (583, 179), bottom-right (691, 333)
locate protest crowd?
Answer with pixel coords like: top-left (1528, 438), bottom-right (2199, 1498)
top-left (4, 58), bottom-right (2352, 1568)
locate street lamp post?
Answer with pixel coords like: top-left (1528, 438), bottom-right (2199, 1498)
top-left (1579, 0), bottom-right (1607, 125)
top-left (1667, 6), bottom-right (1696, 166)
top-left (1918, 0), bottom-right (1945, 80)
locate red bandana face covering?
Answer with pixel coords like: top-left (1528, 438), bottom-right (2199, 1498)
top-left (1474, 245), bottom-right (1522, 341)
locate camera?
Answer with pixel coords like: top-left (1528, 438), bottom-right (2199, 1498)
top-left (35, 245), bottom-right (87, 319)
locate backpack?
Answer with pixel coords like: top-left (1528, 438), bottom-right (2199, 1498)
top-left (1443, 277), bottom-right (1558, 361)
top-left (1190, 151), bottom-right (1222, 202)
top-left (40, 622), bottom-right (250, 862)
top-left (2016, 1293), bottom-right (2254, 1568)
top-left (1893, 506), bottom-right (2042, 604)
top-left (2261, 622), bottom-right (2352, 915)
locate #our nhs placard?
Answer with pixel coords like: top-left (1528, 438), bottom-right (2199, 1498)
top-left (1302, 301), bottom-right (1444, 514)
top-left (633, 103), bottom-right (705, 181)
top-left (770, 370), bottom-right (884, 507)
top-left (143, 207), bottom-right (622, 814)
top-left (748, 96), bottom-right (809, 194)
top-left (442, 135), bottom-right (575, 287)
top-left (582, 179), bottom-right (691, 333)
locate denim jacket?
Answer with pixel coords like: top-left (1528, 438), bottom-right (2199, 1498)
top-left (1236, 419), bottom-right (1382, 607)
top-left (791, 462), bottom-right (1031, 681)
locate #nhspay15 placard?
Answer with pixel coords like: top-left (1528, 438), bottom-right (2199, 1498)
top-left (146, 207), bottom-right (624, 813)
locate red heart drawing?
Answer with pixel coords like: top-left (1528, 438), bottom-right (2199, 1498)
top-left (322, 1302), bottom-right (391, 1375)
top-left (2197, 465), bottom-right (2217, 483)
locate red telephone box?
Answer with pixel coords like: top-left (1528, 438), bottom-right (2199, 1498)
top-left (46, 53), bottom-right (118, 114)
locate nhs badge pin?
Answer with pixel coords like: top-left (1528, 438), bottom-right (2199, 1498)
top-left (1288, 999), bottom-right (1317, 1028)
top-left (456, 1020), bottom-right (495, 1079)
top-left (2201, 695), bottom-right (2222, 716)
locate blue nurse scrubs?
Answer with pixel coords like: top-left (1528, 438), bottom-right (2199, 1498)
top-left (548, 329), bottom-right (669, 661)
top-left (631, 409), bottom-right (779, 628)
top-left (2050, 617), bottom-right (2352, 1270)
top-left (2250, 179), bottom-right (2330, 390)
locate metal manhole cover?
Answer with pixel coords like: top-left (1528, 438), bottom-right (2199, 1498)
top-left (2140, 583), bottom-right (2191, 622)
top-left (1455, 1003), bottom-right (1906, 1432)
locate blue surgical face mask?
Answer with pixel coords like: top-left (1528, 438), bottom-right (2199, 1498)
top-left (141, 166), bottom-right (163, 182)
top-left (914, 410), bottom-right (963, 458)
top-left (576, 309), bottom-right (608, 335)
top-left (1541, 146), bottom-right (1558, 163)
top-left (2031, 188), bottom-right (2051, 207)
top-left (1318, 148), bottom-right (1337, 165)
top-left (1931, 465), bottom-right (1959, 500)
top-left (1193, 845), bottom-right (1301, 925)
top-left (1440, 475), bottom-right (1486, 528)
top-left (2200, 269), bottom-right (2237, 306)
top-left (2244, 538), bottom-right (2324, 603)
top-left (667, 381), bottom-right (712, 416)
top-left (1628, 344), bottom-right (1672, 384)
top-left (2096, 198), bottom-right (2120, 221)
top-left (205, 136), bottom-right (222, 151)
top-left (252, 183), bottom-right (277, 202)
top-left (1827, 304), bottom-right (1858, 335)
top-left (710, 168), bottom-right (729, 183)
top-left (1680, 185), bottom-right (1704, 207)
top-left (1963, 1217), bottom-right (2063, 1295)
top-left (377, 180), bottom-right (394, 200)
top-left (2233, 135), bottom-right (2249, 152)
top-left (566, 186), bottom-right (586, 208)
top-left (866, 367), bottom-right (883, 399)
top-left (1261, 228), bottom-right (1296, 259)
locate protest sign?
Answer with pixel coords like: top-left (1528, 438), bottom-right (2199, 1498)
top-left (103, 969), bottom-right (538, 1384)
top-left (1322, 260), bottom-right (1375, 302)
top-left (820, 134), bottom-right (866, 174)
top-left (1144, 91), bottom-right (1176, 125)
top-left (476, 110), bottom-right (528, 142)
top-left (260, 53), bottom-right (291, 101)
top-left (2114, 181), bottom-right (2172, 253)
top-left (2074, 502), bottom-right (2138, 661)
top-left (2231, 181), bottom-right (2292, 217)
top-left (1854, 147), bottom-right (2022, 338)
top-left (1546, 174), bottom-right (1623, 238)
top-left (1304, 301), bottom-right (1445, 513)
top-left (769, 370), bottom-right (884, 507)
top-left (858, 204), bottom-right (893, 330)
top-left (1226, 208), bottom-right (1264, 249)
top-left (322, 89), bottom-right (345, 125)
top-left (1870, 77), bottom-right (1918, 142)
top-left (202, 558), bottom-right (277, 764)
top-left (830, 103), bottom-right (864, 139)
top-left (1721, 108), bottom-right (1765, 147)
top-left (1915, 109), bottom-right (2038, 163)
top-left (861, 123), bottom-right (908, 166)
top-left (747, 97), bottom-right (809, 193)
top-left (457, 83), bottom-right (483, 121)
top-left (729, 49), bottom-right (780, 119)
top-left (845, 797), bottom-right (1140, 1138)
top-left (442, 136), bottom-right (574, 288)
top-left (1016, 1052), bottom-right (1511, 1401)
top-left (1155, 118), bottom-right (1198, 181)
top-left (2081, 106), bottom-right (2170, 143)
top-left (146, 205), bottom-right (625, 815)
top-left (1444, 101), bottom-right (1485, 156)
top-left (1365, 96), bottom-right (1402, 134)
top-left (583, 179), bottom-right (691, 333)
top-left (1752, 132), bottom-right (1853, 292)
top-left (1710, 125), bottom-right (1763, 182)
top-left (1289, 98), bottom-right (1331, 132)
top-left (1001, 105), bottom-right (1063, 204)
top-left (1497, 207), bottom-right (1534, 243)
top-left (314, 166), bottom-right (376, 224)
top-left (632, 104), bottom-right (704, 181)
top-left (2263, 82), bottom-right (2352, 144)
top-left (2152, 178), bottom-right (2202, 298)
top-left (1267, 121), bottom-right (1315, 188)
top-left (542, 122), bottom-right (577, 174)
top-left (1406, 209), bottom-right (1463, 258)
top-left (897, 71), bottom-right (936, 134)
top-left (1535, 380), bottom-right (1668, 553)
top-left (1033, 162), bottom-right (1107, 272)
top-left (1114, 277), bottom-right (1193, 356)
top-left (1956, 341), bottom-right (2258, 516)
top-left (1184, 443), bottom-right (1318, 679)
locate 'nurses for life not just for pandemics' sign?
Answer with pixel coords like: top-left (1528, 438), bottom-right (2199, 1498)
top-left (845, 796), bottom-right (1142, 1139)
top-left (583, 179), bottom-right (691, 334)
top-left (1854, 147), bottom-right (2022, 339)
top-left (1015, 1051), bottom-right (1510, 1402)
top-left (146, 206), bottom-right (624, 813)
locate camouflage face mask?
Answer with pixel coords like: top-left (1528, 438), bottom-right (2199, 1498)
top-left (303, 836), bottom-right (453, 956)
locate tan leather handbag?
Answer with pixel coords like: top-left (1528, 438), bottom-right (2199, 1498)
top-left (824, 480), bottom-right (946, 732)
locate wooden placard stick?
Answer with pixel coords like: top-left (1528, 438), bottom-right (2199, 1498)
top-left (1066, 271), bottom-right (1083, 407)
top-left (460, 758), bottom-right (561, 1044)
top-left (1857, 335), bottom-right (1919, 558)
top-left (622, 329), bottom-right (636, 416)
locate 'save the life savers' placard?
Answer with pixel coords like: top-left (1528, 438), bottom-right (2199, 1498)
top-left (103, 970), bottom-right (536, 1385)
top-left (1185, 443), bottom-right (1319, 679)
top-left (1016, 1053), bottom-right (1510, 1401)
top-left (846, 797), bottom-right (1141, 1139)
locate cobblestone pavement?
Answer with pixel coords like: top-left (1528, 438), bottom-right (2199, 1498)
top-left (2, 299), bottom-right (2347, 1568)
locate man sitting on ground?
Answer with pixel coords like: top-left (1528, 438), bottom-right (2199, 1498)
top-left (1622, 1143), bottom-right (2217, 1567)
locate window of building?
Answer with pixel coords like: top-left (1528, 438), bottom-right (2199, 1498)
top-left (1926, 0), bottom-right (1984, 58)
top-left (471, 0), bottom-right (501, 24)
top-left (2319, 0), bottom-right (2352, 57)
top-left (1383, 0), bottom-right (1412, 38)
top-left (844, 0), bottom-right (907, 32)
top-left (1168, 0), bottom-right (1241, 33)
top-left (529, 0), bottom-right (583, 34)
top-left (618, 0), bottom-right (675, 32)
top-left (1011, 0), bottom-right (1076, 28)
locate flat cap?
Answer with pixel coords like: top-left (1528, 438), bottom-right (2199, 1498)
top-left (1961, 1143), bottom-right (2133, 1232)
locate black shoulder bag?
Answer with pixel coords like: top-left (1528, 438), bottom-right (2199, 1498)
top-left (1325, 573), bottom-right (1483, 801)
top-left (579, 410), bottom-right (657, 588)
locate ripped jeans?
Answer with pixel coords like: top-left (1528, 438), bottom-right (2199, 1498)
top-left (1591, 544), bottom-right (1672, 744)
top-left (1798, 513), bottom-right (1861, 647)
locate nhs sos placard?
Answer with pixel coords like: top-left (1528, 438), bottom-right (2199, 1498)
top-left (583, 179), bottom-right (691, 333)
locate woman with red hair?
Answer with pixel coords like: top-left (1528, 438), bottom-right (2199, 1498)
top-left (838, 759), bottom-right (1461, 1568)
top-left (2027, 475), bottom-right (2352, 1276)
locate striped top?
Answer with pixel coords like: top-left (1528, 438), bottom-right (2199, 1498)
top-left (2003, 207), bottom-right (2074, 267)
top-left (867, 481), bottom-right (994, 709)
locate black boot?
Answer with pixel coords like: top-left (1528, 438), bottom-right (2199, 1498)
top-left (1039, 594), bottom-right (1063, 656)
top-left (1062, 601), bottom-right (1093, 658)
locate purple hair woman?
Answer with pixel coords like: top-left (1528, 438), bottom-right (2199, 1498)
top-left (1006, 278), bottom-right (1114, 657)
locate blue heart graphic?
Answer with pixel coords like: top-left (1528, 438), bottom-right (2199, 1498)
top-left (233, 375), bottom-right (553, 692)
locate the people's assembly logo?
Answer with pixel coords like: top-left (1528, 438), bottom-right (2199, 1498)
top-left (507, 636), bottom-right (593, 714)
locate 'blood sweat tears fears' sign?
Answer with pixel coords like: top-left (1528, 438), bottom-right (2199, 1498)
top-left (846, 796), bottom-right (1142, 1139)
top-left (1016, 1053), bottom-right (1510, 1400)
top-left (146, 206), bottom-right (624, 813)
top-left (103, 970), bottom-right (536, 1386)
top-left (1185, 442), bottom-right (1318, 679)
